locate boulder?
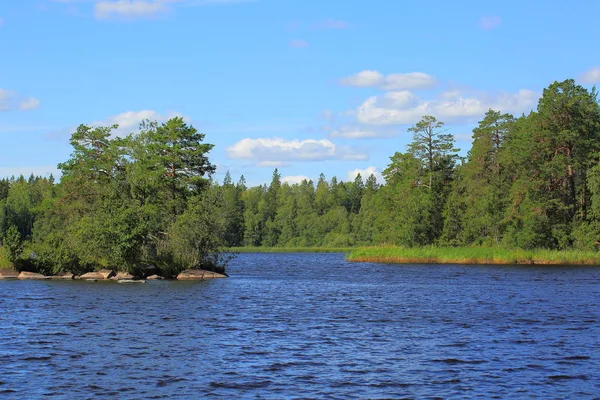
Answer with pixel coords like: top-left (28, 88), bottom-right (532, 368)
top-left (0, 268), bottom-right (19, 279)
top-left (115, 272), bottom-right (135, 280)
top-left (51, 273), bottom-right (74, 280)
top-left (176, 269), bottom-right (228, 280)
top-left (146, 275), bottom-right (164, 280)
top-left (78, 269), bottom-right (115, 280)
top-left (18, 271), bottom-right (50, 280)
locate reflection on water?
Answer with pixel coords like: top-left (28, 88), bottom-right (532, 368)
top-left (1, 253), bottom-right (599, 398)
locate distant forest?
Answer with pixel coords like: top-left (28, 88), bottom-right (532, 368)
top-left (1, 79), bottom-right (600, 274)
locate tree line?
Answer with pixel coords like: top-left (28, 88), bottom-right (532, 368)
top-left (1, 79), bottom-right (599, 274)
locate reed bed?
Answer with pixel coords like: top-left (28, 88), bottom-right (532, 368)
top-left (227, 246), bottom-right (352, 254)
top-left (346, 246), bottom-right (600, 265)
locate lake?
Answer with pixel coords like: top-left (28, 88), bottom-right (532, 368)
top-left (1, 253), bottom-right (599, 398)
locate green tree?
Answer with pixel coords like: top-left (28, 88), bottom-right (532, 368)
top-left (4, 225), bottom-right (23, 263)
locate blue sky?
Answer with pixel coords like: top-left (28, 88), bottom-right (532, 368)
top-left (1, 0), bottom-right (600, 186)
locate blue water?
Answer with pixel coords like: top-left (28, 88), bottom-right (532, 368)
top-left (1, 253), bottom-right (599, 398)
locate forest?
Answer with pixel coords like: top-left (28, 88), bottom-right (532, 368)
top-left (1, 79), bottom-right (600, 274)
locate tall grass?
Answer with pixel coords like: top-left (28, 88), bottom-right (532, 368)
top-left (228, 246), bottom-right (352, 254)
top-left (347, 245), bottom-right (600, 265)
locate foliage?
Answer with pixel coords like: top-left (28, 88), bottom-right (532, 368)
top-left (4, 225), bottom-right (23, 263)
top-left (3, 79), bottom-right (600, 271)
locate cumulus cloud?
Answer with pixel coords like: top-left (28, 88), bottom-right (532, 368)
top-left (93, 109), bottom-right (188, 136)
top-left (356, 89), bottom-right (537, 125)
top-left (0, 89), bottom-right (40, 112)
top-left (579, 67), bottom-right (600, 84)
top-left (282, 175), bottom-right (310, 185)
top-left (45, 109), bottom-right (189, 141)
top-left (289, 39), bottom-right (309, 48)
top-left (340, 70), bottom-right (438, 91)
top-left (227, 137), bottom-right (367, 165)
top-left (347, 166), bottom-right (383, 184)
top-left (19, 98), bottom-right (41, 110)
top-left (479, 16), bottom-right (501, 30)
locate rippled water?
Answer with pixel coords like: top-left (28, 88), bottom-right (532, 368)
top-left (1, 253), bottom-right (599, 399)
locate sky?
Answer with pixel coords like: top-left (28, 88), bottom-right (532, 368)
top-left (1, 0), bottom-right (600, 187)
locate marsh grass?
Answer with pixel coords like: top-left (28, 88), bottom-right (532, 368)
top-left (347, 246), bottom-right (600, 265)
top-left (228, 247), bottom-right (352, 254)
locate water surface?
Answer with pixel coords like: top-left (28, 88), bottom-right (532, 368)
top-left (1, 253), bottom-right (599, 398)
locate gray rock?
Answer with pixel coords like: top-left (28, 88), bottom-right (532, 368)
top-left (51, 273), bottom-right (74, 280)
top-left (78, 269), bottom-right (116, 280)
top-left (115, 272), bottom-right (135, 280)
top-left (18, 271), bottom-right (50, 280)
top-left (0, 268), bottom-right (19, 279)
top-left (176, 269), bottom-right (228, 280)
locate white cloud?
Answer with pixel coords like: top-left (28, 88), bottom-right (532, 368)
top-left (54, 0), bottom-right (251, 20)
top-left (257, 161), bottom-right (289, 167)
top-left (0, 165), bottom-right (61, 179)
top-left (226, 137), bottom-right (367, 164)
top-left (94, 0), bottom-right (171, 20)
top-left (579, 67), bottom-right (600, 84)
top-left (93, 109), bottom-right (188, 136)
top-left (340, 70), bottom-right (437, 91)
top-left (347, 166), bottom-right (383, 184)
top-left (328, 125), bottom-right (397, 139)
top-left (341, 70), bottom-right (383, 87)
top-left (282, 175), bottom-right (310, 185)
top-left (19, 98), bottom-right (41, 110)
top-left (329, 127), bottom-right (379, 139)
top-left (289, 39), bottom-right (309, 48)
top-left (319, 109), bottom-right (334, 122)
top-left (0, 89), bottom-right (11, 111)
top-left (45, 109), bottom-right (188, 141)
top-left (310, 18), bottom-right (349, 30)
top-left (356, 89), bottom-right (537, 125)
top-left (0, 89), bottom-right (40, 112)
top-left (479, 16), bottom-right (501, 31)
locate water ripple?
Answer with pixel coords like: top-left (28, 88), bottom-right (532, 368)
top-left (1, 253), bottom-right (599, 398)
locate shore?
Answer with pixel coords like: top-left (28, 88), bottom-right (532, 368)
top-left (346, 246), bottom-right (600, 265)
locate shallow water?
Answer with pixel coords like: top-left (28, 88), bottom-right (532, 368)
top-left (1, 253), bottom-right (599, 399)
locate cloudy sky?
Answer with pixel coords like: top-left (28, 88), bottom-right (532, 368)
top-left (1, 0), bottom-right (599, 185)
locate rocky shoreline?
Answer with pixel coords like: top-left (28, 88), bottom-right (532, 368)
top-left (0, 268), bottom-right (228, 282)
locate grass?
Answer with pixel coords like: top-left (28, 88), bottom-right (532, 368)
top-left (346, 245), bottom-right (600, 265)
top-left (227, 246), bottom-right (352, 254)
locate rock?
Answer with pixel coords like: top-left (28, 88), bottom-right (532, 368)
top-left (115, 272), bottom-right (135, 280)
top-left (98, 269), bottom-right (116, 279)
top-left (78, 269), bottom-right (115, 280)
top-left (176, 269), bottom-right (228, 280)
top-left (146, 275), bottom-right (164, 280)
top-left (117, 279), bottom-right (146, 284)
top-left (0, 268), bottom-right (19, 279)
top-left (51, 273), bottom-right (74, 280)
top-left (18, 271), bottom-right (50, 280)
